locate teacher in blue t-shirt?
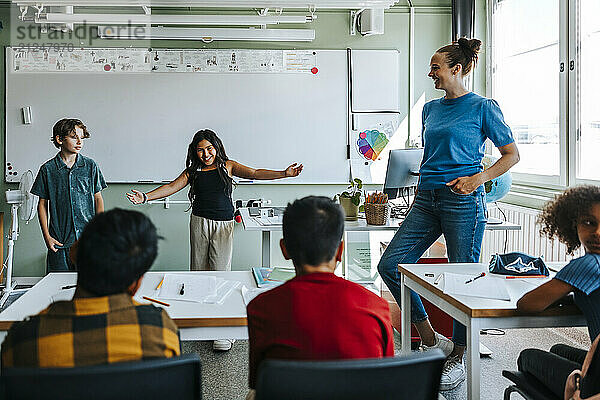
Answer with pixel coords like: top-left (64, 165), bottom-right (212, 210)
top-left (377, 37), bottom-right (520, 391)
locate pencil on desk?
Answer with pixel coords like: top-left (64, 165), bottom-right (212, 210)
top-left (155, 276), bottom-right (165, 290)
top-left (506, 275), bottom-right (547, 279)
top-left (143, 296), bottom-right (170, 307)
top-left (61, 284), bottom-right (77, 290)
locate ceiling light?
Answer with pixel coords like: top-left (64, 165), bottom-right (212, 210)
top-left (36, 12), bottom-right (314, 25)
top-left (98, 26), bottom-right (316, 42)
top-left (14, 1), bottom-right (398, 8)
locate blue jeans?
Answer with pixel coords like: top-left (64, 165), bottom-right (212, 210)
top-left (377, 186), bottom-right (487, 346)
top-left (46, 247), bottom-right (75, 273)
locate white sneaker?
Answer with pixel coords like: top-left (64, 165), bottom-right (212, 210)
top-left (422, 332), bottom-right (454, 358)
top-left (439, 355), bottom-right (466, 391)
top-left (212, 339), bottom-right (235, 351)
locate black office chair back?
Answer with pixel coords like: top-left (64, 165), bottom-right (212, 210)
top-left (1, 354), bottom-right (201, 400)
top-left (255, 349), bottom-right (445, 400)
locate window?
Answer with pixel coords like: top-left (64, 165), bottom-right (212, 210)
top-left (491, 0), bottom-right (561, 185)
top-left (490, 0), bottom-right (598, 188)
top-left (576, 0), bottom-right (600, 181)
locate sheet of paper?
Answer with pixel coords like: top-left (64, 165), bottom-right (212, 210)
top-left (265, 216), bottom-right (282, 225)
top-left (50, 287), bottom-right (75, 303)
top-left (442, 272), bottom-right (511, 301)
top-left (252, 217), bottom-right (266, 226)
top-left (203, 279), bottom-right (241, 304)
top-left (241, 285), bottom-right (274, 305)
top-left (158, 274), bottom-right (217, 302)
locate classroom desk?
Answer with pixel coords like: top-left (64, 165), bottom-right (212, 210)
top-left (238, 207), bottom-right (521, 268)
top-left (398, 263), bottom-right (585, 400)
top-left (0, 271), bottom-right (256, 344)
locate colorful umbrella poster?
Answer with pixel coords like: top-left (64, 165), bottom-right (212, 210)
top-left (356, 129), bottom-right (389, 161)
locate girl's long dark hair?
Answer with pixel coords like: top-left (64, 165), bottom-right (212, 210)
top-left (185, 129), bottom-right (234, 205)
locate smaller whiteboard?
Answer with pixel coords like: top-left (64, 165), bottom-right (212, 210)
top-left (351, 50), bottom-right (400, 112)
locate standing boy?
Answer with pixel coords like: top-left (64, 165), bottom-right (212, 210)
top-left (31, 118), bottom-right (106, 273)
top-left (247, 196), bottom-right (394, 391)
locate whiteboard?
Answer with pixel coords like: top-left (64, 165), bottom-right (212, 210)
top-left (5, 48), bottom-right (350, 184)
top-left (351, 49), bottom-right (400, 112)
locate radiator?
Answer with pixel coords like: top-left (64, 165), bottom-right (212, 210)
top-left (481, 203), bottom-right (583, 263)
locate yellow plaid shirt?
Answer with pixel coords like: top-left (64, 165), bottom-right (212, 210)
top-left (1, 293), bottom-right (180, 368)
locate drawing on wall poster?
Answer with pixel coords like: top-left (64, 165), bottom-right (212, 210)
top-left (356, 129), bottom-right (389, 161)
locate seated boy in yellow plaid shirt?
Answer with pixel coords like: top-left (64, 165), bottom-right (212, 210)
top-left (1, 209), bottom-right (181, 368)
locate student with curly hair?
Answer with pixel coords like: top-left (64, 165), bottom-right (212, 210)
top-left (515, 185), bottom-right (600, 398)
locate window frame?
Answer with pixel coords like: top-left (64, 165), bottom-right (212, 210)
top-left (570, 0), bottom-right (600, 186)
top-left (487, 0), bottom-right (593, 193)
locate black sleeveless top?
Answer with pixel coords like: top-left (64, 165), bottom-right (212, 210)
top-left (191, 169), bottom-right (234, 221)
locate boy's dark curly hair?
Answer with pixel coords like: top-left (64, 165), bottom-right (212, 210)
top-left (538, 185), bottom-right (600, 254)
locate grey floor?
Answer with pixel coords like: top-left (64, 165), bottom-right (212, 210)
top-left (2, 291), bottom-right (592, 400)
top-left (183, 326), bottom-right (591, 400)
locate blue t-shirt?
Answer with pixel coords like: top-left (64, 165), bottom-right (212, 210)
top-left (419, 92), bottom-right (514, 190)
top-left (31, 153), bottom-right (107, 246)
top-left (555, 253), bottom-right (600, 341)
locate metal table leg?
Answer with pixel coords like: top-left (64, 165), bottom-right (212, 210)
top-left (466, 318), bottom-right (481, 400)
top-left (400, 273), bottom-right (412, 355)
top-left (262, 231), bottom-right (270, 267)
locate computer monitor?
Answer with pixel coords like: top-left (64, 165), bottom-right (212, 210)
top-left (383, 148), bottom-right (424, 200)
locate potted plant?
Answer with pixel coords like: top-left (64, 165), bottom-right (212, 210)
top-left (335, 178), bottom-right (362, 221)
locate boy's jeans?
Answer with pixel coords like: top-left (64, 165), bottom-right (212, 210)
top-left (377, 186), bottom-right (487, 346)
top-left (46, 247), bottom-right (75, 273)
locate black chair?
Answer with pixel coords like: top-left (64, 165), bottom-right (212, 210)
top-left (255, 349), bottom-right (445, 400)
top-left (1, 354), bottom-right (201, 400)
top-left (502, 370), bottom-right (560, 400)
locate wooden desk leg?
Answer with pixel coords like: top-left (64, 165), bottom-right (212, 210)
top-left (262, 231), bottom-right (271, 267)
top-left (400, 273), bottom-right (411, 356)
top-left (466, 318), bottom-right (481, 400)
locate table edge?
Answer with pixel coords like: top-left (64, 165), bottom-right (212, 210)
top-left (399, 265), bottom-right (583, 318)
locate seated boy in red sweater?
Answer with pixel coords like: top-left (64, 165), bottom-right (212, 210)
top-left (247, 196), bottom-right (395, 391)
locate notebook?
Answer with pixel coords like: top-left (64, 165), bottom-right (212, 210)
top-left (251, 266), bottom-right (296, 287)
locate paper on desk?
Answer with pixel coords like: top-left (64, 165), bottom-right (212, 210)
top-left (241, 285), bottom-right (274, 305)
top-left (442, 272), bottom-right (511, 301)
top-left (158, 274), bottom-right (217, 302)
top-left (265, 216), bottom-right (282, 225)
top-left (51, 287), bottom-right (75, 303)
top-left (252, 217), bottom-right (265, 226)
top-left (203, 279), bottom-right (241, 305)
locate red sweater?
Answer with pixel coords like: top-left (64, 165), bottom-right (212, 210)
top-left (247, 272), bottom-right (394, 388)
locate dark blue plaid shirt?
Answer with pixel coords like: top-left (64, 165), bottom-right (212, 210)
top-left (31, 153), bottom-right (107, 246)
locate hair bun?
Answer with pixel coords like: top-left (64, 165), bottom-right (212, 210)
top-left (457, 37), bottom-right (481, 61)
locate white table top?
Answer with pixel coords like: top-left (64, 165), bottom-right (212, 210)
top-left (0, 271), bottom-right (257, 331)
top-left (239, 208), bottom-right (521, 232)
top-left (398, 263), bottom-right (580, 318)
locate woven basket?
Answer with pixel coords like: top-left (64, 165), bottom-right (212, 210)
top-left (365, 203), bottom-right (389, 225)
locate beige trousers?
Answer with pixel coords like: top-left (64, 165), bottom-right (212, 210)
top-left (189, 215), bottom-right (234, 271)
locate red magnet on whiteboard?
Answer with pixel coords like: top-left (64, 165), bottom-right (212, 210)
top-left (104, 64), bottom-right (111, 71)
top-left (311, 67), bottom-right (318, 74)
